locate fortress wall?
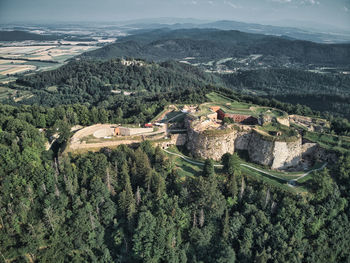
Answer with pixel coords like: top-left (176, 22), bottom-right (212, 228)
top-left (277, 117), bottom-right (290, 127)
top-left (172, 133), bottom-right (187, 146)
top-left (234, 132), bottom-right (252, 150)
top-left (119, 127), bottom-right (153, 136)
top-left (187, 127), bottom-right (236, 161)
top-left (247, 131), bottom-right (302, 169)
top-left (247, 132), bottom-right (275, 166)
top-left (272, 139), bottom-right (302, 169)
top-left (93, 128), bottom-right (115, 138)
top-left (185, 115), bottom-right (336, 170)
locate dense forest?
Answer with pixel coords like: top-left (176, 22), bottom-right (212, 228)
top-left (11, 58), bottom-right (350, 120)
top-left (221, 68), bottom-right (350, 119)
top-left (82, 28), bottom-right (350, 66)
top-left (1, 26), bottom-right (350, 262)
top-left (13, 59), bottom-right (221, 106)
top-left (7, 56), bottom-right (350, 134)
top-left (1, 102), bottom-right (350, 262)
top-left (0, 30), bottom-right (60, 41)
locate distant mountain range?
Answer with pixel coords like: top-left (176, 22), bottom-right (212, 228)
top-left (121, 19), bottom-right (350, 44)
top-left (82, 28), bottom-right (350, 66)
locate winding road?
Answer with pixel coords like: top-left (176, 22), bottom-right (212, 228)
top-left (162, 149), bottom-right (327, 184)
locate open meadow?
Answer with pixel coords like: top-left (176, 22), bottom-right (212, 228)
top-left (0, 40), bottom-right (104, 82)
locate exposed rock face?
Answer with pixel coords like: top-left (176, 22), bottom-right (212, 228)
top-left (302, 142), bottom-right (338, 163)
top-left (187, 127), bottom-right (236, 160)
top-left (157, 134), bottom-right (188, 149)
top-left (276, 117), bottom-right (290, 127)
top-left (247, 132), bottom-right (275, 166)
top-left (186, 116), bottom-right (335, 170)
top-left (271, 139), bottom-right (302, 169)
top-left (246, 131), bottom-right (302, 169)
top-left (187, 120), bottom-right (305, 169)
top-left (235, 132), bottom-right (252, 150)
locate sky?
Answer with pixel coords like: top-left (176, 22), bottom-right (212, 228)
top-left (0, 0), bottom-right (349, 30)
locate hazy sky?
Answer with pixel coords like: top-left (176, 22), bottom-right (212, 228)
top-left (0, 0), bottom-right (349, 29)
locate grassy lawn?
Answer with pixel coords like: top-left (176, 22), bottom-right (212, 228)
top-left (163, 146), bottom-right (311, 193)
top-left (151, 106), bottom-right (173, 122)
top-left (206, 91), bottom-right (233, 103)
top-left (171, 156), bottom-right (201, 179)
top-left (256, 123), bottom-right (299, 142)
top-left (230, 100), bottom-right (251, 110)
top-left (252, 107), bottom-right (286, 118)
top-left (164, 111), bottom-right (186, 123)
top-left (0, 86), bottom-right (12, 100)
top-left (304, 131), bottom-right (350, 154)
top-left (240, 166), bottom-right (304, 194)
top-left (205, 92), bottom-right (287, 118)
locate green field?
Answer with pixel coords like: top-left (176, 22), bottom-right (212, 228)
top-left (206, 92), bottom-right (234, 103)
top-left (164, 111), bottom-right (185, 123)
top-left (304, 131), bottom-right (350, 154)
top-left (255, 123), bottom-right (299, 142)
top-left (0, 86), bottom-right (33, 102)
top-left (0, 86), bottom-right (11, 100)
top-left (205, 92), bottom-right (287, 118)
top-left (163, 146), bottom-right (318, 194)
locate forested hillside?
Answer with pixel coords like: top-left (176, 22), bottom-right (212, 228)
top-left (82, 28), bottom-right (350, 66)
top-left (2, 62), bottom-right (350, 261)
top-left (1, 103), bottom-right (350, 262)
top-left (13, 59), bottom-right (221, 106)
top-left (0, 30), bottom-right (60, 41)
top-left (11, 57), bottom-right (350, 119)
top-left (221, 68), bottom-right (350, 119)
top-left (223, 68), bottom-right (350, 96)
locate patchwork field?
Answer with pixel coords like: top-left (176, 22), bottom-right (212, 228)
top-left (0, 40), bottom-right (103, 82)
top-left (0, 64), bottom-right (36, 75)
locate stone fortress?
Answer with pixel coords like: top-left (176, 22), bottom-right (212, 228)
top-left (183, 102), bottom-right (333, 170)
top-left (67, 97), bottom-right (335, 171)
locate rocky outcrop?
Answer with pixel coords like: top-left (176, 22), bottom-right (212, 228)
top-left (246, 131), bottom-right (302, 169)
top-left (276, 117), bottom-right (290, 127)
top-left (187, 127), bottom-right (237, 160)
top-left (271, 139), bottom-right (302, 169)
top-left (302, 142), bottom-right (338, 163)
top-left (187, 118), bottom-right (304, 168)
top-left (235, 132), bottom-right (252, 150)
top-left (156, 134), bottom-right (187, 149)
top-left (186, 115), bottom-right (336, 170)
top-left (247, 132), bottom-right (275, 166)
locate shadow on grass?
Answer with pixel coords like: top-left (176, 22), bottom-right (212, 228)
top-left (180, 162), bottom-right (201, 176)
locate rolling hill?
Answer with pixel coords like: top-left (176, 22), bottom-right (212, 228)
top-left (82, 28), bottom-right (350, 66)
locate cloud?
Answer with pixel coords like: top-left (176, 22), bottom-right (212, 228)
top-left (208, 1), bottom-right (214, 5)
top-left (270, 0), bottom-right (320, 4)
top-left (270, 0), bottom-right (292, 3)
top-left (344, 6), bottom-right (349, 12)
top-left (307, 0), bottom-right (320, 5)
top-left (224, 0), bottom-right (241, 8)
top-left (300, 0), bottom-right (320, 5)
top-left (191, 0), bottom-right (197, 4)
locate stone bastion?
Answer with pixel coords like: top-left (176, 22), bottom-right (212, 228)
top-left (185, 116), bottom-right (307, 170)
